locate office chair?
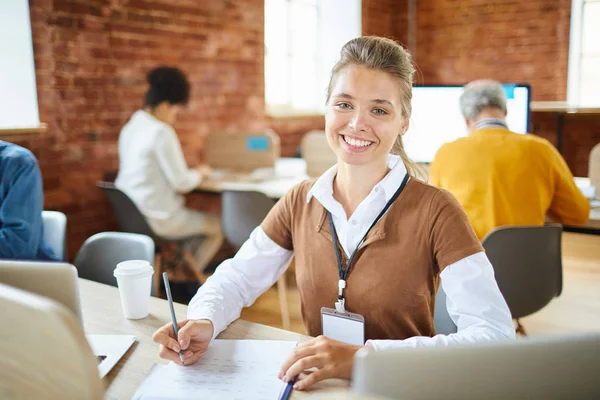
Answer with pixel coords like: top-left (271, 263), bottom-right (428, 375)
top-left (42, 210), bottom-right (67, 260)
top-left (0, 283), bottom-right (104, 399)
top-left (434, 284), bottom-right (457, 335)
top-left (97, 181), bottom-right (209, 296)
top-left (73, 232), bottom-right (155, 295)
top-left (482, 224), bottom-right (563, 335)
top-left (221, 190), bottom-right (291, 330)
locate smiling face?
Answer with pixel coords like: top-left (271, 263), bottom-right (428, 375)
top-left (325, 65), bottom-right (409, 168)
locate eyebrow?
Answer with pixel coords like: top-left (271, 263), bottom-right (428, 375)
top-left (331, 93), bottom-right (394, 108)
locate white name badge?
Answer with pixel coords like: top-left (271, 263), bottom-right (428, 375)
top-left (320, 307), bottom-right (365, 345)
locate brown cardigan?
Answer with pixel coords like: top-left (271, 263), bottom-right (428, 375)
top-left (261, 178), bottom-right (483, 341)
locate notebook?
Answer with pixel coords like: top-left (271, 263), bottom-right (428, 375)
top-left (132, 340), bottom-right (298, 400)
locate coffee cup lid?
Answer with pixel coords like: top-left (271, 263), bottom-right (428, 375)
top-left (114, 260), bottom-right (153, 277)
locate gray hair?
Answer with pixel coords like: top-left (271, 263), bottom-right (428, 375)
top-left (459, 80), bottom-right (507, 120)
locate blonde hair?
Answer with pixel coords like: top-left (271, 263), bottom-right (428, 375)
top-left (326, 36), bottom-right (425, 180)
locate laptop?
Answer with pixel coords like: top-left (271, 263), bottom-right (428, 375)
top-left (0, 260), bottom-right (136, 378)
top-left (353, 333), bottom-right (600, 400)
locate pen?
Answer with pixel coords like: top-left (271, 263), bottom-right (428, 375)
top-left (280, 375), bottom-right (297, 400)
top-left (162, 272), bottom-right (184, 364)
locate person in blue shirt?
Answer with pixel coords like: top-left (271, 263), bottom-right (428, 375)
top-left (0, 140), bottom-right (58, 261)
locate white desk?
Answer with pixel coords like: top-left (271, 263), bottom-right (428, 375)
top-left (197, 157), bottom-right (310, 199)
top-left (80, 279), bottom-right (348, 399)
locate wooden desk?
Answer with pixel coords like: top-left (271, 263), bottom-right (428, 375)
top-left (197, 157), bottom-right (310, 199)
top-left (80, 279), bottom-right (348, 399)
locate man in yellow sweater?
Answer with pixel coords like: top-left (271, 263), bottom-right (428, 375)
top-left (429, 80), bottom-right (590, 240)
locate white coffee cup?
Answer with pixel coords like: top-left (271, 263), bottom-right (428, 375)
top-left (113, 260), bottom-right (154, 319)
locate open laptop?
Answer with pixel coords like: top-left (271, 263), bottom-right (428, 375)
top-left (352, 333), bottom-right (600, 400)
top-left (0, 260), bottom-right (136, 378)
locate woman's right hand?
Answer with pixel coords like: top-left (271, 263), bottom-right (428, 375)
top-left (152, 319), bottom-right (214, 365)
top-left (195, 165), bottom-right (213, 180)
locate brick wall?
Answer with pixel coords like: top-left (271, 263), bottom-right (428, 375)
top-left (20, 0), bottom-right (268, 258)
top-left (16, 0), bottom-right (378, 258)
top-left (407, 0), bottom-right (599, 176)
top-left (6, 1), bottom-right (599, 258)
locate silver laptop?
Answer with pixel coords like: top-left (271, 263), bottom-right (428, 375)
top-left (353, 334), bottom-right (600, 400)
top-left (0, 260), bottom-right (136, 378)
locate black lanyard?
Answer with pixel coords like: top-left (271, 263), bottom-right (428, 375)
top-left (328, 173), bottom-right (410, 304)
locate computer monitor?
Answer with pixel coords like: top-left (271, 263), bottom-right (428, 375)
top-left (403, 84), bottom-right (531, 163)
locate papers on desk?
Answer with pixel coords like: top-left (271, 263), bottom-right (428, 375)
top-left (132, 340), bottom-right (297, 400)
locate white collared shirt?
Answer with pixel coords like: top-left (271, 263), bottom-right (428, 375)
top-left (188, 155), bottom-right (515, 349)
top-left (306, 154), bottom-right (408, 258)
top-left (115, 110), bottom-right (201, 220)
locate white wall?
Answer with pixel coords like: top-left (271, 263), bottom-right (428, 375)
top-left (0, 1), bottom-right (40, 129)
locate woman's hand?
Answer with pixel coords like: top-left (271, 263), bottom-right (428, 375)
top-left (195, 165), bottom-right (213, 180)
top-left (278, 335), bottom-right (364, 390)
top-left (152, 319), bottom-right (214, 365)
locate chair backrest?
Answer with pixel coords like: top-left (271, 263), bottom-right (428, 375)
top-left (352, 333), bottom-right (600, 400)
top-left (42, 210), bottom-right (67, 260)
top-left (590, 142), bottom-right (600, 199)
top-left (97, 181), bottom-right (156, 240)
top-left (73, 232), bottom-right (155, 294)
top-left (433, 285), bottom-right (457, 335)
top-left (222, 191), bottom-right (275, 248)
top-left (301, 130), bottom-right (337, 177)
top-left (0, 283), bottom-right (104, 399)
top-left (481, 224), bottom-right (563, 319)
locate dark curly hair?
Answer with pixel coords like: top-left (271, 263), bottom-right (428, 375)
top-left (144, 66), bottom-right (190, 108)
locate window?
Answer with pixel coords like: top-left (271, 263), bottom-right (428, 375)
top-left (567, 0), bottom-right (600, 106)
top-left (0, 1), bottom-right (41, 129)
top-left (265, 0), bottom-right (361, 115)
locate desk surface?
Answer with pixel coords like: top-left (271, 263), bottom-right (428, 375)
top-left (80, 279), bottom-right (348, 399)
top-left (530, 101), bottom-right (600, 114)
top-left (197, 157), bottom-right (310, 199)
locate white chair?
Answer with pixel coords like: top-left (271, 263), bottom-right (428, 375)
top-left (42, 210), bottom-right (67, 260)
top-left (221, 191), bottom-right (291, 330)
top-left (73, 232), bottom-right (155, 295)
top-left (0, 283), bottom-right (104, 399)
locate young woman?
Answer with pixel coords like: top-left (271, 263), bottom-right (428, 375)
top-left (115, 66), bottom-right (223, 273)
top-left (153, 37), bottom-right (514, 390)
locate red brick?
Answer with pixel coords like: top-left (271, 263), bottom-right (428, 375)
top-left (22, 0), bottom-right (598, 259)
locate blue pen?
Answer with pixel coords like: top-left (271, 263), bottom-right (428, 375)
top-left (280, 375), bottom-right (298, 400)
top-left (162, 272), bottom-right (184, 363)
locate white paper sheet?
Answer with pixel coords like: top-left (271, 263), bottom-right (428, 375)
top-left (132, 340), bottom-right (298, 400)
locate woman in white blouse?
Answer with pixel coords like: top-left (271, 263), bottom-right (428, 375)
top-left (115, 66), bottom-right (223, 273)
top-left (152, 39), bottom-right (515, 390)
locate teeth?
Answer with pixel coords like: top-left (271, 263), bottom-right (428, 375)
top-left (344, 136), bottom-right (372, 147)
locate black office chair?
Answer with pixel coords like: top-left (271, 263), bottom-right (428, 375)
top-left (482, 224), bottom-right (563, 335)
top-left (97, 181), bottom-right (209, 297)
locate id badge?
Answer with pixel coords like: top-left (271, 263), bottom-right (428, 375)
top-left (320, 307), bottom-right (365, 345)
